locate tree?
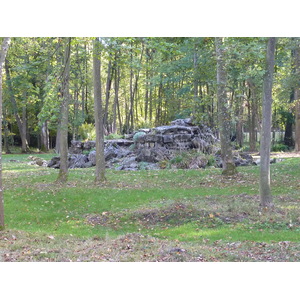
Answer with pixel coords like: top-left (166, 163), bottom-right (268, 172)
top-left (259, 37), bottom-right (277, 208)
top-left (293, 40), bottom-right (300, 152)
top-left (0, 37), bottom-right (11, 229)
top-left (57, 38), bottom-right (71, 183)
top-left (5, 56), bottom-right (30, 153)
top-left (93, 38), bottom-right (106, 183)
top-left (215, 37), bottom-right (237, 176)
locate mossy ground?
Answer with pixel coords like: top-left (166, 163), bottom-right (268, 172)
top-left (1, 152), bottom-right (300, 261)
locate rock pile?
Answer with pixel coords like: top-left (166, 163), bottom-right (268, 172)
top-left (47, 118), bottom-right (257, 170)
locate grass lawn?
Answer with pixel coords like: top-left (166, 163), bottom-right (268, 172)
top-left (1, 152), bottom-right (300, 261)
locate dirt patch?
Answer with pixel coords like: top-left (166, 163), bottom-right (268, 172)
top-left (130, 203), bottom-right (206, 226)
top-left (85, 201), bottom-right (252, 230)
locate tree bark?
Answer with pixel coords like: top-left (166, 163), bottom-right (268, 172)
top-left (215, 37), bottom-right (237, 176)
top-left (93, 38), bottom-right (106, 183)
top-left (293, 40), bottom-right (300, 151)
top-left (104, 59), bottom-right (113, 133)
top-left (0, 37), bottom-right (11, 229)
top-left (284, 91), bottom-right (294, 147)
top-left (246, 79), bottom-right (258, 151)
top-left (5, 59), bottom-right (30, 153)
top-left (112, 64), bottom-right (120, 134)
top-left (40, 121), bottom-right (49, 152)
top-left (3, 106), bottom-right (11, 154)
top-left (57, 37), bottom-right (71, 183)
top-left (259, 37), bottom-right (276, 208)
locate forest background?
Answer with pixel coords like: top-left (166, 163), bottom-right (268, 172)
top-left (2, 36), bottom-right (300, 154)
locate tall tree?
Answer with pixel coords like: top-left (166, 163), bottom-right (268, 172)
top-left (5, 58), bottom-right (30, 153)
top-left (93, 38), bottom-right (106, 183)
top-left (259, 37), bottom-right (277, 208)
top-left (215, 37), bottom-right (237, 176)
top-left (57, 38), bottom-right (71, 183)
top-left (293, 39), bottom-right (300, 152)
top-left (0, 37), bottom-right (11, 229)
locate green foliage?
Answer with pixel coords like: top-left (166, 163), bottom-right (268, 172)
top-left (133, 131), bottom-right (146, 143)
top-left (129, 144), bottom-right (136, 151)
top-left (82, 148), bottom-right (96, 155)
top-left (174, 108), bottom-right (192, 120)
top-left (78, 123), bottom-right (96, 141)
top-left (105, 133), bottom-right (123, 140)
top-left (168, 151), bottom-right (211, 169)
top-left (271, 142), bottom-right (289, 152)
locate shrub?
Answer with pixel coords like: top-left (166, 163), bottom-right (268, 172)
top-left (168, 150), bottom-right (211, 169)
top-left (271, 143), bottom-right (289, 152)
top-left (105, 133), bottom-right (123, 140)
top-left (133, 131), bottom-right (146, 143)
top-left (83, 147), bottom-right (96, 155)
top-left (78, 123), bottom-right (96, 141)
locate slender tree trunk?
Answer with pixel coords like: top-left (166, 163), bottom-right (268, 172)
top-left (57, 37), bottom-right (71, 183)
top-left (112, 65), bottom-right (120, 134)
top-left (0, 37), bottom-right (11, 229)
top-left (104, 59), bottom-right (113, 133)
top-left (5, 59), bottom-right (30, 153)
top-left (284, 91), bottom-right (295, 147)
top-left (236, 90), bottom-right (245, 148)
top-left (149, 85), bottom-right (153, 124)
top-left (193, 43), bottom-right (199, 115)
top-left (41, 121), bottom-right (49, 152)
top-left (293, 40), bottom-right (300, 151)
top-left (22, 103), bottom-right (28, 151)
top-left (55, 125), bottom-right (61, 153)
top-left (3, 106), bottom-right (11, 154)
top-left (215, 37), bottom-right (237, 176)
top-left (246, 79), bottom-right (258, 151)
top-left (93, 38), bottom-right (106, 183)
top-left (259, 37), bottom-right (276, 208)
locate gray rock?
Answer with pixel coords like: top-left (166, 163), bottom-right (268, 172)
top-left (88, 151), bottom-right (96, 165)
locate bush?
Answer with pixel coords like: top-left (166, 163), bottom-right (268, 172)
top-left (105, 133), bottom-right (123, 140)
top-left (168, 150), bottom-right (211, 169)
top-left (83, 147), bottom-right (96, 155)
top-left (133, 131), bottom-right (146, 143)
top-left (271, 143), bottom-right (289, 152)
top-left (78, 123), bottom-right (96, 141)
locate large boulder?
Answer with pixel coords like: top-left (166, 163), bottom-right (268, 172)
top-left (68, 154), bottom-right (89, 169)
top-left (47, 156), bottom-right (60, 168)
top-left (136, 146), bottom-right (170, 163)
top-left (69, 141), bottom-right (83, 154)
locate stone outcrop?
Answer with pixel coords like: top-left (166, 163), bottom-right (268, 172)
top-left (46, 118), bottom-right (261, 170)
top-left (134, 119), bottom-right (218, 154)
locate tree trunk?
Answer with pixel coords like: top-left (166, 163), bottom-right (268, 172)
top-left (112, 65), bottom-right (120, 134)
top-left (236, 91), bottom-right (245, 148)
top-left (103, 59), bottom-right (113, 133)
top-left (3, 106), bottom-right (11, 154)
top-left (5, 59), bottom-right (30, 153)
top-left (293, 40), bottom-right (300, 151)
top-left (284, 91), bottom-right (294, 147)
top-left (246, 79), bottom-right (258, 151)
top-left (0, 37), bottom-right (11, 229)
top-left (259, 37), bottom-right (276, 208)
top-left (57, 37), bottom-right (71, 183)
top-left (93, 38), bottom-right (106, 183)
top-left (41, 121), bottom-right (49, 152)
top-left (215, 37), bottom-right (237, 176)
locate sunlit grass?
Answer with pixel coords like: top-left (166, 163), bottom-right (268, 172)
top-left (2, 153), bottom-right (300, 243)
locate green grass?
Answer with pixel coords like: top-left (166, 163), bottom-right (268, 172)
top-left (1, 152), bottom-right (300, 261)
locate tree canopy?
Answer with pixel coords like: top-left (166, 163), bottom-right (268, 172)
top-left (1, 37), bottom-right (299, 153)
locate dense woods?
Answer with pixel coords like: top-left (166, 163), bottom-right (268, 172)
top-left (0, 37), bottom-right (300, 153)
